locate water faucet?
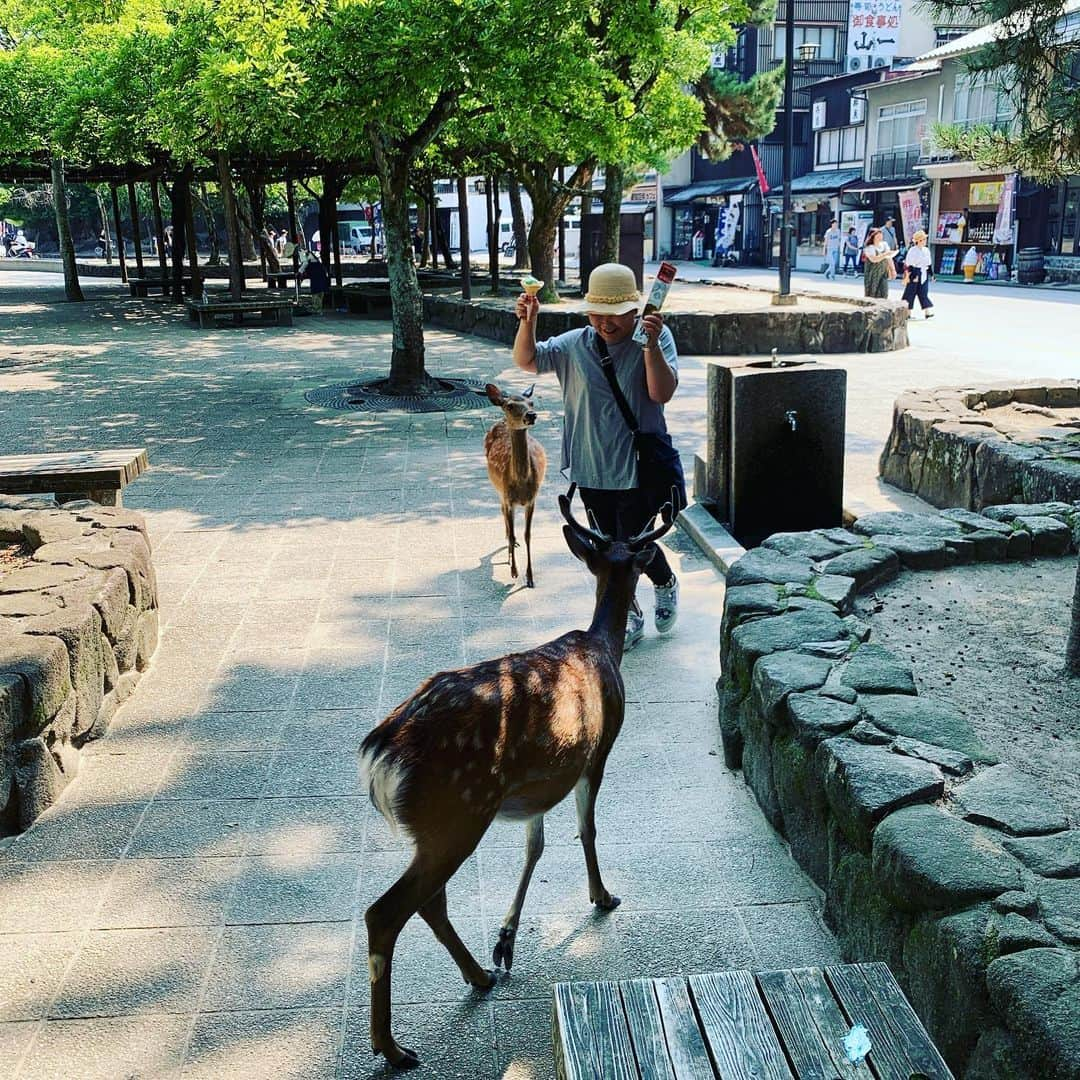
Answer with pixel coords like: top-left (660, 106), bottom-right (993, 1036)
top-left (785, 409), bottom-right (798, 432)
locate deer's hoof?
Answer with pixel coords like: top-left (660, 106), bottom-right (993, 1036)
top-left (592, 891), bottom-right (621, 912)
top-left (374, 1039), bottom-right (420, 1070)
top-left (525, 575), bottom-right (535, 588)
top-left (493, 926), bottom-right (516, 971)
top-left (469, 968), bottom-right (498, 991)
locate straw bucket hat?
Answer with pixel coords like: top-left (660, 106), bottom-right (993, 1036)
top-left (581, 263), bottom-right (640, 315)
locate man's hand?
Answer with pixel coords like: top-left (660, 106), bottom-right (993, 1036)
top-left (515, 293), bottom-right (539, 325)
top-left (640, 312), bottom-right (663, 349)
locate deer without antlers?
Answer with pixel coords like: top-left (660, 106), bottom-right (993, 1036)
top-left (484, 382), bottom-right (546, 587)
top-left (358, 485), bottom-right (676, 1069)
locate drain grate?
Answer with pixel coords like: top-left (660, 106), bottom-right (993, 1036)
top-left (305, 377), bottom-right (493, 414)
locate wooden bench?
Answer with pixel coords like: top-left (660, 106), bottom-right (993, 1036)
top-left (553, 963), bottom-right (954, 1080)
top-left (0, 448), bottom-right (149, 507)
top-left (265, 270), bottom-right (298, 289)
top-left (128, 275), bottom-right (193, 298)
top-left (336, 281), bottom-right (393, 317)
top-left (186, 298), bottom-right (294, 329)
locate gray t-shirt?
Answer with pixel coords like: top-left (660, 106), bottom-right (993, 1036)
top-left (534, 326), bottom-right (678, 490)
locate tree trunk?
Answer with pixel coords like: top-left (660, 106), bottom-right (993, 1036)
top-left (416, 196), bottom-right (430, 267)
top-left (169, 176), bottom-right (186, 296)
top-left (487, 175), bottom-right (501, 295)
top-left (51, 157), bottom-right (83, 302)
top-left (286, 178), bottom-right (302, 300)
top-left (150, 178), bottom-right (169, 286)
top-left (236, 182), bottom-right (280, 274)
top-left (428, 181), bottom-right (439, 270)
top-left (216, 152), bottom-right (246, 300)
top-left (110, 184), bottom-right (128, 282)
top-left (457, 174), bottom-right (471, 301)
top-left (126, 180), bottom-right (145, 276)
top-left (379, 156), bottom-right (431, 393)
top-left (196, 183), bottom-right (221, 267)
top-left (601, 163), bottom-right (624, 263)
top-left (96, 189), bottom-right (112, 263)
top-left (509, 177), bottom-right (529, 270)
top-left (317, 179), bottom-right (335, 274)
top-left (182, 167), bottom-right (203, 299)
top-left (521, 161), bottom-right (594, 302)
top-left (1067, 557), bottom-right (1080, 676)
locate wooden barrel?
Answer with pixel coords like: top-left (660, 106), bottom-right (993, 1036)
top-left (1016, 247), bottom-right (1046, 284)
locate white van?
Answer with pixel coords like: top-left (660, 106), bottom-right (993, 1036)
top-left (339, 221), bottom-right (380, 256)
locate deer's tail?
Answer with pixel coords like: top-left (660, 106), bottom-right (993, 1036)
top-left (358, 727), bottom-right (408, 837)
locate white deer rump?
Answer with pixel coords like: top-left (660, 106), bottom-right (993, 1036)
top-left (359, 744), bottom-right (409, 838)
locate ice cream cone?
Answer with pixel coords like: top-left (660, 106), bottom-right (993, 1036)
top-left (522, 276), bottom-right (544, 297)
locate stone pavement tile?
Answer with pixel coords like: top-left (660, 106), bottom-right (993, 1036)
top-left (305, 617), bottom-right (389, 657)
top-left (347, 916), bottom-right (488, 1006)
top-left (593, 784), bottom-right (765, 845)
top-left (203, 675), bottom-right (299, 714)
top-left (293, 670), bottom-right (384, 714)
top-left (4, 805), bottom-right (144, 863)
top-left (237, 603), bottom-right (319, 651)
top-left (702, 836), bottom-right (821, 906)
top-left (244, 797), bottom-right (367, 856)
top-left (621, 701), bottom-right (717, 746)
top-left (357, 852), bottom-right (481, 916)
top-left (127, 799), bottom-right (257, 859)
top-left (163, 602), bottom-right (246, 633)
top-left (51, 926), bottom-right (217, 1018)
top-left (0, 932), bottom-right (83, 1020)
top-left (263, 750), bottom-right (365, 798)
top-left (339, 1002), bottom-right (498, 1080)
top-left (181, 1007), bottom-right (342, 1079)
top-left (361, 804), bottom-right (416, 856)
top-left (739, 901), bottom-right (841, 969)
top-left (93, 857), bottom-right (242, 930)
top-left (255, 574), bottom-right (332, 602)
top-left (88, 713), bottom-right (191, 758)
top-left (202, 921), bottom-right (353, 1012)
top-left (0, 1021), bottom-right (37, 1078)
top-left (55, 752), bottom-right (171, 809)
top-left (156, 751), bottom-right (275, 801)
top-left (16, 1013), bottom-right (191, 1080)
top-left (171, 711), bottom-right (288, 753)
top-left (0, 860), bottom-right (115, 933)
top-left (276, 708), bottom-right (378, 751)
top-left (325, 558), bottom-right (396, 590)
top-left (224, 853), bottom-right (360, 925)
top-left (492, 999), bottom-right (553, 1080)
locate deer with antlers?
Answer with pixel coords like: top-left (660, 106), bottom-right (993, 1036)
top-left (484, 382), bottom-right (546, 587)
top-left (358, 485), bottom-right (676, 1068)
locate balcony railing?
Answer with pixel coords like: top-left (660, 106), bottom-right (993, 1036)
top-left (869, 149), bottom-right (921, 180)
top-left (918, 118), bottom-right (1014, 164)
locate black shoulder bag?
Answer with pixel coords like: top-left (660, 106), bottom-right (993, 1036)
top-left (595, 334), bottom-right (687, 513)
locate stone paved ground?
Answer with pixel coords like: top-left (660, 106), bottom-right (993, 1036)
top-left (0, 283), bottom-right (840, 1079)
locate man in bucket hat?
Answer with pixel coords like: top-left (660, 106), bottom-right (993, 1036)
top-left (512, 262), bottom-right (681, 651)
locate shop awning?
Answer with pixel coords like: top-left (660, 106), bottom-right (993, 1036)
top-left (768, 168), bottom-right (864, 198)
top-left (663, 178), bottom-right (756, 205)
top-left (842, 178), bottom-right (929, 194)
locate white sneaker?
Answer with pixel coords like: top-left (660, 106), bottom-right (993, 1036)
top-left (654, 576), bottom-right (679, 635)
top-left (624, 605), bottom-right (645, 652)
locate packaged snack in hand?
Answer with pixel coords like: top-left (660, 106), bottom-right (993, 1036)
top-left (631, 261), bottom-right (677, 345)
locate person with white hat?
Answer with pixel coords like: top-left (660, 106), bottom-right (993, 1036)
top-left (512, 262), bottom-right (682, 652)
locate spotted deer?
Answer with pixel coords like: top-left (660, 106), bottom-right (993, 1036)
top-left (358, 485), bottom-right (676, 1068)
top-left (484, 382), bottom-right (546, 587)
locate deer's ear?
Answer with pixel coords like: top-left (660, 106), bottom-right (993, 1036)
top-left (562, 524), bottom-right (594, 565)
top-left (485, 383), bottom-right (503, 406)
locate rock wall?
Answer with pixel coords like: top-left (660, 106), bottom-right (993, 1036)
top-left (0, 497), bottom-right (159, 834)
top-left (423, 289), bottom-right (909, 355)
top-left (880, 381), bottom-right (1080, 510)
top-left (719, 504), bottom-right (1080, 1079)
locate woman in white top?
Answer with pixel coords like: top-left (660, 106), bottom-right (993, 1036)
top-left (862, 227), bottom-right (897, 298)
top-left (902, 229), bottom-right (934, 318)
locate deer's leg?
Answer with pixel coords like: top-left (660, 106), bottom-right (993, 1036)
top-left (502, 501), bottom-right (518, 578)
top-left (366, 840), bottom-right (481, 1069)
top-left (523, 500), bottom-right (536, 588)
top-left (418, 886), bottom-right (495, 989)
top-left (575, 774), bottom-right (620, 911)
top-left (493, 814), bottom-right (544, 971)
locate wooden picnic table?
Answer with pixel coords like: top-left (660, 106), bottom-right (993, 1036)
top-left (0, 448), bottom-right (149, 507)
top-left (186, 297), bottom-right (294, 329)
top-left (553, 962), bottom-right (954, 1080)
top-left (265, 270), bottom-right (299, 289)
top-left (128, 275), bottom-right (194, 298)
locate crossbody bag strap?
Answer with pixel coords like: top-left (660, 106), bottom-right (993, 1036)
top-left (594, 333), bottom-right (641, 436)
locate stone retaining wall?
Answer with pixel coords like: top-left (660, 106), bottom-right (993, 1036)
top-left (0, 497), bottom-right (159, 834)
top-left (718, 503), bottom-right (1080, 1079)
top-left (879, 380), bottom-right (1080, 510)
top-left (424, 285), bottom-right (909, 354)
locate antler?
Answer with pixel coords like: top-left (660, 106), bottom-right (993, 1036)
top-left (627, 488), bottom-right (679, 552)
top-left (558, 483), bottom-right (613, 550)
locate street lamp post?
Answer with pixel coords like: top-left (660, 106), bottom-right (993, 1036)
top-left (776, 16), bottom-right (819, 304)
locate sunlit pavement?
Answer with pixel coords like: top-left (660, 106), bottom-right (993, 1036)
top-left (0, 279), bottom-right (840, 1079)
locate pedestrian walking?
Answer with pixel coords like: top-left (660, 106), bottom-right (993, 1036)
top-left (512, 262), bottom-right (685, 652)
top-left (822, 219), bottom-right (841, 280)
top-left (862, 227), bottom-right (897, 299)
top-left (882, 217), bottom-right (899, 253)
top-left (842, 226), bottom-right (861, 276)
top-left (902, 229), bottom-right (935, 317)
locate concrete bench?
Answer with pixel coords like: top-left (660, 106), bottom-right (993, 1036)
top-left (128, 275), bottom-right (193, 298)
top-left (0, 448), bottom-right (149, 507)
top-left (186, 298), bottom-right (294, 329)
top-left (336, 282), bottom-right (393, 317)
top-left (265, 270), bottom-right (298, 289)
top-left (553, 962), bottom-right (954, 1079)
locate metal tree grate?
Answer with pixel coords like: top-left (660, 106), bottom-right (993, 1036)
top-left (304, 377), bottom-right (492, 414)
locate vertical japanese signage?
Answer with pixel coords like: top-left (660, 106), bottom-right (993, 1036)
top-left (992, 173), bottom-right (1017, 244)
top-left (751, 145), bottom-right (770, 196)
top-left (847, 0), bottom-right (902, 73)
top-left (898, 188), bottom-right (924, 243)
